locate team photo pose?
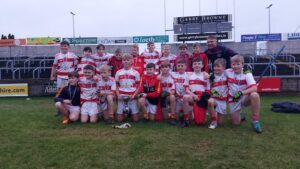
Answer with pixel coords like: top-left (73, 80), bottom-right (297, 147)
top-left (79, 65), bottom-right (99, 123)
top-left (54, 71), bottom-right (81, 124)
top-left (115, 54), bottom-right (141, 122)
top-left (226, 55), bottom-right (262, 133)
top-left (182, 58), bottom-right (211, 128)
top-left (207, 58), bottom-right (228, 129)
top-left (138, 63), bottom-right (161, 121)
top-left (97, 65), bottom-right (116, 124)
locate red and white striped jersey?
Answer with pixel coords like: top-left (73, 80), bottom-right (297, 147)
top-left (77, 56), bottom-right (97, 79)
top-left (52, 52), bottom-right (78, 79)
top-left (171, 72), bottom-right (191, 97)
top-left (184, 72), bottom-right (210, 93)
top-left (211, 72), bottom-right (228, 100)
top-left (97, 77), bottom-right (116, 94)
top-left (158, 74), bottom-right (175, 93)
top-left (141, 50), bottom-right (160, 74)
top-left (115, 68), bottom-right (140, 96)
top-left (159, 54), bottom-right (176, 70)
top-left (225, 68), bottom-right (256, 97)
top-left (79, 77), bottom-right (98, 103)
top-left (93, 53), bottom-right (113, 68)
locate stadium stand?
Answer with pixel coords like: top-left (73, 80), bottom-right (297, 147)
top-left (0, 46), bottom-right (300, 80)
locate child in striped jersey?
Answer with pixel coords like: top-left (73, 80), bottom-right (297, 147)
top-left (50, 41), bottom-right (78, 90)
top-left (159, 45), bottom-right (176, 71)
top-left (182, 57), bottom-right (211, 127)
top-left (158, 61), bottom-right (176, 125)
top-left (79, 65), bottom-right (99, 123)
top-left (93, 44), bottom-right (113, 68)
top-left (207, 58), bottom-right (228, 129)
top-left (98, 65), bottom-right (116, 124)
top-left (141, 42), bottom-right (160, 75)
top-left (226, 55), bottom-right (262, 133)
top-left (115, 54), bottom-right (140, 122)
top-left (171, 59), bottom-right (192, 124)
top-left (77, 47), bottom-right (97, 79)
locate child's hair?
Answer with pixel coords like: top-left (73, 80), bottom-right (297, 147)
top-left (131, 44), bottom-right (139, 51)
top-left (122, 53), bottom-right (133, 60)
top-left (163, 45), bottom-right (171, 50)
top-left (146, 63), bottom-right (156, 69)
top-left (207, 35), bottom-right (217, 40)
top-left (214, 58), bottom-right (227, 68)
top-left (160, 61), bottom-right (171, 68)
top-left (60, 41), bottom-right (70, 46)
top-left (68, 71), bottom-right (79, 78)
top-left (192, 57), bottom-right (203, 63)
top-left (83, 46), bottom-right (92, 53)
top-left (147, 42), bottom-right (154, 47)
top-left (231, 55), bottom-right (244, 64)
top-left (179, 43), bottom-right (188, 49)
top-left (193, 42), bottom-right (201, 48)
top-left (176, 59), bottom-right (186, 65)
top-left (115, 48), bottom-right (122, 55)
top-left (100, 65), bottom-right (111, 72)
top-left (96, 44), bottom-right (105, 50)
top-left (83, 64), bottom-right (95, 71)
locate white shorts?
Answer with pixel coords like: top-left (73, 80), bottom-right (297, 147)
top-left (81, 102), bottom-right (99, 116)
top-left (57, 77), bottom-right (68, 89)
top-left (215, 100), bottom-right (227, 115)
top-left (146, 99), bottom-right (157, 114)
top-left (65, 104), bottom-right (80, 113)
top-left (229, 96), bottom-right (247, 113)
top-left (99, 100), bottom-right (108, 112)
top-left (117, 99), bottom-right (139, 115)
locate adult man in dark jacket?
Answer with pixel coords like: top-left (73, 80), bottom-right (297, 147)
top-left (205, 35), bottom-right (237, 69)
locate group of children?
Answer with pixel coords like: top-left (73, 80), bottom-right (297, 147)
top-left (52, 40), bottom-right (262, 133)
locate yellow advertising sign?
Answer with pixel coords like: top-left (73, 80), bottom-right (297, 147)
top-left (0, 83), bottom-right (28, 97)
top-left (27, 37), bottom-right (60, 45)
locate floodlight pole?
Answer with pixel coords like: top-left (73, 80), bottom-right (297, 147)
top-left (266, 4), bottom-right (273, 34)
top-left (70, 12), bottom-right (75, 38)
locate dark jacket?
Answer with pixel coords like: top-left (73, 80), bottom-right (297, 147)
top-left (205, 45), bottom-right (237, 69)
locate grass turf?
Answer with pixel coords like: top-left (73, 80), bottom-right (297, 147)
top-left (0, 96), bottom-right (300, 169)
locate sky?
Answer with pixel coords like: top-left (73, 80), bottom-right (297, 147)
top-left (0, 0), bottom-right (299, 42)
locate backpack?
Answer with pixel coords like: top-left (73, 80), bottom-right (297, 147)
top-left (271, 101), bottom-right (300, 113)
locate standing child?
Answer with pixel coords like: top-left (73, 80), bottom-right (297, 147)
top-left (138, 63), bottom-right (161, 121)
top-left (158, 61), bottom-right (176, 125)
top-left (79, 65), bottom-right (99, 123)
top-left (141, 42), bottom-right (160, 74)
top-left (226, 55), bottom-right (262, 133)
top-left (115, 54), bottom-right (140, 122)
top-left (98, 65), bottom-right (116, 124)
top-left (159, 45), bottom-right (176, 71)
top-left (54, 71), bottom-right (81, 124)
top-left (93, 44), bottom-right (113, 68)
top-left (175, 43), bottom-right (193, 72)
top-left (207, 58), bottom-right (228, 129)
top-left (131, 44), bottom-right (145, 76)
top-left (108, 48), bottom-right (123, 77)
top-left (192, 43), bottom-right (209, 73)
top-left (77, 47), bottom-right (97, 79)
top-left (50, 41), bottom-right (78, 91)
top-left (182, 58), bottom-right (211, 127)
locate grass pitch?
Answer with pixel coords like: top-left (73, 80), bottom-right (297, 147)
top-left (0, 96), bottom-right (300, 169)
